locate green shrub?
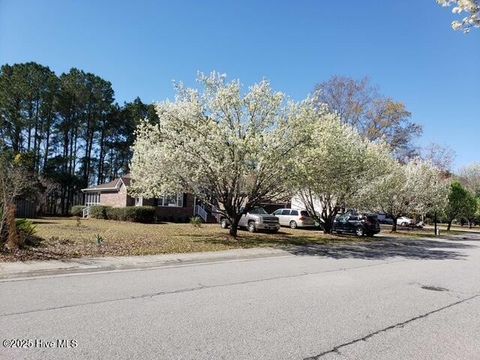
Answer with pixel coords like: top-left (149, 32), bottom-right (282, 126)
top-left (190, 216), bottom-right (202, 227)
top-left (16, 218), bottom-right (37, 237)
top-left (102, 206), bottom-right (155, 223)
top-left (105, 207), bottom-right (122, 220)
top-left (123, 206), bottom-right (155, 223)
top-left (89, 205), bottom-right (111, 219)
top-left (70, 205), bottom-right (85, 217)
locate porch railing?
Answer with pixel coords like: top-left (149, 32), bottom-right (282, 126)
top-left (195, 205), bottom-right (208, 222)
top-left (82, 206), bottom-right (91, 218)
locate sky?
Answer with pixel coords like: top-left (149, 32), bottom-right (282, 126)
top-left (1, 0), bottom-right (479, 170)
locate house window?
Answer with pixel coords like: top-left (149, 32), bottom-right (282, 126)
top-left (135, 197), bottom-right (143, 206)
top-left (156, 193), bottom-right (184, 207)
top-left (85, 192), bottom-right (100, 206)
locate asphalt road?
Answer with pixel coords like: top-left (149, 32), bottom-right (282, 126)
top-left (1, 235), bottom-right (480, 360)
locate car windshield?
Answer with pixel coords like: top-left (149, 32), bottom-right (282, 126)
top-left (249, 207), bottom-right (268, 214)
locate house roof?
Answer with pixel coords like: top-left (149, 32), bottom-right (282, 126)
top-left (81, 174), bottom-right (132, 192)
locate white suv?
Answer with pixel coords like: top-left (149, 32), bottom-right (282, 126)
top-left (272, 208), bottom-right (315, 229)
top-left (397, 216), bottom-right (414, 226)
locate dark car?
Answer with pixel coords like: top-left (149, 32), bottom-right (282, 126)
top-left (333, 212), bottom-right (380, 237)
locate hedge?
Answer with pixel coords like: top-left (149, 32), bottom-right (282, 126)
top-left (70, 205), bottom-right (85, 217)
top-left (95, 206), bottom-right (156, 223)
top-left (89, 205), bottom-right (111, 219)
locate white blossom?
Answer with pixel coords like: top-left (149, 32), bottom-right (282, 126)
top-left (130, 72), bottom-right (314, 236)
top-left (361, 158), bottom-right (449, 230)
top-left (437, 0), bottom-right (480, 32)
top-left (290, 115), bottom-right (394, 233)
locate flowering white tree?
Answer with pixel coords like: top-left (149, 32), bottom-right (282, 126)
top-left (130, 72), bottom-right (314, 237)
top-left (437, 0), bottom-right (480, 32)
top-left (290, 116), bottom-right (393, 233)
top-left (459, 162), bottom-right (480, 196)
top-left (362, 159), bottom-right (449, 232)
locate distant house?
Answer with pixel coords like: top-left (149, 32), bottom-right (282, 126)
top-left (290, 194), bottom-right (323, 213)
top-left (81, 174), bottom-right (212, 222)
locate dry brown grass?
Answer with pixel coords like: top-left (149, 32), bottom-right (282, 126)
top-left (0, 218), bottom-right (336, 261)
top-left (1, 218), bottom-right (475, 262)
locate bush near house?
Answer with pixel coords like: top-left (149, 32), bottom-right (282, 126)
top-left (70, 205), bottom-right (85, 217)
top-left (125, 207), bottom-right (155, 223)
top-left (89, 206), bottom-right (110, 220)
top-left (90, 205), bottom-right (156, 223)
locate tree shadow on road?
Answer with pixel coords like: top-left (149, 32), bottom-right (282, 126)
top-left (198, 234), bottom-right (475, 261)
top-left (284, 238), bottom-right (473, 260)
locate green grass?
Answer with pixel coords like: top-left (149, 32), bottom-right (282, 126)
top-left (1, 217), bottom-right (476, 262)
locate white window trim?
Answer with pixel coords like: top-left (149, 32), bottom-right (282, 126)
top-left (157, 193), bottom-right (184, 208)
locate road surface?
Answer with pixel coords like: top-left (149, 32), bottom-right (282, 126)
top-left (1, 235), bottom-right (479, 359)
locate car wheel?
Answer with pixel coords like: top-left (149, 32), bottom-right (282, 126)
top-left (289, 220), bottom-right (297, 229)
top-left (247, 221), bottom-right (256, 233)
top-left (401, 222), bottom-right (407, 226)
top-left (355, 227), bottom-right (365, 237)
top-left (220, 219), bottom-right (229, 229)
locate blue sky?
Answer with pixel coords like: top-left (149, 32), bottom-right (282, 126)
top-left (1, 0), bottom-right (478, 170)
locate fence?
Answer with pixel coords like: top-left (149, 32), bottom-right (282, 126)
top-left (15, 199), bottom-right (37, 218)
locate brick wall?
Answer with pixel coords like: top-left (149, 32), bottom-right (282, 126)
top-left (99, 188), bottom-right (198, 222)
top-left (100, 184), bottom-right (128, 207)
top-left (154, 193), bottom-right (195, 222)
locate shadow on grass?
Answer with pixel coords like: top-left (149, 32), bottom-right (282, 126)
top-left (1, 235), bottom-right (76, 262)
top-left (30, 220), bottom-right (60, 225)
top-left (198, 232), bottom-right (475, 261)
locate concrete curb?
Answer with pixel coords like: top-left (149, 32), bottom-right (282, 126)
top-left (0, 247), bottom-right (290, 280)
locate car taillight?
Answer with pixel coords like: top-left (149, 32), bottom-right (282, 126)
top-left (299, 217), bottom-right (306, 220)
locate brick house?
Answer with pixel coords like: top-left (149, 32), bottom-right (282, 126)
top-left (81, 174), bottom-right (207, 222)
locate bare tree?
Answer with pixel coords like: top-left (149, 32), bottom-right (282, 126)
top-left (313, 76), bottom-right (422, 161)
top-left (0, 151), bottom-right (33, 247)
top-left (421, 143), bottom-right (456, 174)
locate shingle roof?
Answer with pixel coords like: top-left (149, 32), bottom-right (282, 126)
top-left (121, 174), bottom-right (131, 187)
top-left (82, 174), bottom-right (132, 192)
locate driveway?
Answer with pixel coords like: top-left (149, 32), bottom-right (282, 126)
top-left (1, 234), bottom-right (479, 359)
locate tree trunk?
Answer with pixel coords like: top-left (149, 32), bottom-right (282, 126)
top-left (323, 220), bottom-right (332, 234)
top-left (447, 220), bottom-right (452, 231)
top-left (43, 123), bottom-right (51, 172)
top-left (97, 127), bottom-right (105, 184)
top-left (225, 211), bottom-right (243, 238)
top-left (391, 217), bottom-right (398, 232)
top-left (322, 214), bottom-right (335, 234)
top-left (228, 217), bottom-right (241, 238)
top-left (434, 212), bottom-right (438, 236)
top-left (73, 128), bottom-right (78, 175)
top-left (229, 224), bottom-right (238, 237)
top-left (5, 204), bottom-right (20, 249)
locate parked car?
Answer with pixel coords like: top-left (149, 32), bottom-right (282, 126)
top-left (378, 217), bottom-right (394, 225)
top-left (397, 216), bottom-right (414, 226)
top-left (220, 207), bottom-right (280, 233)
top-left (271, 208), bottom-right (316, 229)
top-left (332, 212), bottom-right (380, 237)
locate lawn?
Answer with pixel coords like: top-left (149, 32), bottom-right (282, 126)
top-left (0, 217), bottom-right (472, 262)
top-left (0, 218), bottom-right (333, 262)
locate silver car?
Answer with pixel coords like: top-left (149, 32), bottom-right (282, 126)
top-left (220, 207), bottom-right (280, 233)
top-left (272, 208), bottom-right (315, 229)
